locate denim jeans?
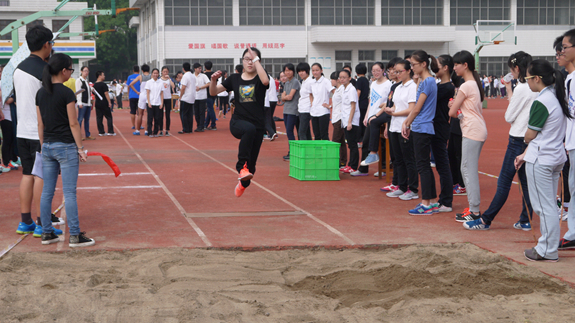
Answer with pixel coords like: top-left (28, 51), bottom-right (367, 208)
top-left (40, 142), bottom-right (81, 235)
top-left (204, 97), bottom-right (217, 128)
top-left (481, 136), bottom-right (532, 225)
top-left (77, 105), bottom-right (91, 137)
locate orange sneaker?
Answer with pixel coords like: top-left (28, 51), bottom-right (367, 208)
top-left (238, 162), bottom-right (253, 181)
top-left (235, 182), bottom-right (246, 197)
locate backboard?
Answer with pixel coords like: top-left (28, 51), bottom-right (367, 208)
top-left (474, 20), bottom-right (517, 46)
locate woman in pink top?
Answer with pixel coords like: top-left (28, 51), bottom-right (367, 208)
top-left (448, 50), bottom-right (487, 221)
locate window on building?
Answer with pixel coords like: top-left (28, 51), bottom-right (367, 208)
top-left (404, 49), bottom-right (415, 58)
top-left (261, 58), bottom-right (307, 79)
top-left (381, 50), bottom-right (399, 62)
top-left (311, 0), bottom-right (375, 25)
top-left (0, 1), bottom-right (9, 6)
top-left (532, 56), bottom-right (560, 70)
top-left (517, 0), bottom-right (575, 25)
top-left (165, 58), bottom-right (235, 77)
top-left (381, 0), bottom-right (443, 25)
top-left (52, 20), bottom-right (70, 40)
top-left (0, 19), bottom-right (15, 40)
top-left (335, 50), bottom-right (352, 71)
top-left (450, 0), bottom-right (510, 26)
top-left (358, 50), bottom-right (375, 76)
top-left (26, 20), bottom-right (44, 33)
top-left (479, 56), bottom-right (508, 77)
top-left (239, 0), bottom-right (305, 26)
top-left (165, 0), bottom-right (233, 26)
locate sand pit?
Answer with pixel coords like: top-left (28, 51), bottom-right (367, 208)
top-left (1, 243), bottom-right (574, 322)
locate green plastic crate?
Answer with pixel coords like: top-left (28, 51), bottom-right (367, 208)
top-left (290, 155), bottom-right (339, 170)
top-left (289, 140), bottom-right (340, 159)
top-left (289, 165), bottom-right (340, 181)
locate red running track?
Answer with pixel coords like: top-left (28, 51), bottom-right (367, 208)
top-left (1, 99), bottom-right (574, 285)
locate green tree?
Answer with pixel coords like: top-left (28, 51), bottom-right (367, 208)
top-left (78, 0), bottom-right (139, 79)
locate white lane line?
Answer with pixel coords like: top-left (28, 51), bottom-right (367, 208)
top-left (79, 172), bottom-right (151, 176)
top-left (76, 185), bottom-right (162, 190)
top-left (478, 171), bottom-right (519, 185)
top-left (171, 135), bottom-right (355, 245)
top-left (114, 125), bottom-right (212, 247)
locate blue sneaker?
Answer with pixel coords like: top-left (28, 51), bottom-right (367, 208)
top-left (15, 157), bottom-right (22, 166)
top-left (513, 221), bottom-right (532, 231)
top-left (431, 203), bottom-right (439, 213)
top-left (360, 154), bottom-right (380, 166)
top-left (133, 130), bottom-right (140, 135)
top-left (33, 225), bottom-right (63, 238)
top-left (131, 126), bottom-right (135, 130)
top-left (16, 222), bottom-right (36, 234)
top-left (408, 204), bottom-right (434, 215)
top-left (463, 218), bottom-right (490, 230)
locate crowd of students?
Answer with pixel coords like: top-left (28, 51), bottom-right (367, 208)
top-left (4, 24), bottom-right (575, 261)
top-left (269, 29), bottom-right (575, 262)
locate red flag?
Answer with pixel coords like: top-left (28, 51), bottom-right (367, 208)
top-left (87, 152), bottom-right (121, 177)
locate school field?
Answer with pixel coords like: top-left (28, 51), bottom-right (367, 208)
top-left (1, 99), bottom-right (575, 322)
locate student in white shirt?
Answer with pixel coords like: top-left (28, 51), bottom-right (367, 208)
top-left (145, 68), bottom-right (164, 137)
top-left (339, 69), bottom-right (360, 173)
top-left (264, 73), bottom-right (278, 140)
top-left (178, 62), bottom-right (197, 133)
top-left (217, 71), bottom-right (229, 119)
top-left (329, 71), bottom-right (347, 168)
top-left (515, 59), bottom-right (571, 262)
top-left (310, 63), bottom-right (332, 141)
top-left (128, 64), bottom-right (151, 135)
top-left (297, 62), bottom-right (313, 140)
top-left (559, 28), bottom-right (575, 250)
top-left (159, 66), bottom-right (175, 136)
top-left (382, 60), bottom-right (419, 199)
top-left (358, 62), bottom-right (391, 176)
top-left (193, 63), bottom-right (210, 132)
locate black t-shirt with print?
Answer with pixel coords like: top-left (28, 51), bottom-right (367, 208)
top-left (93, 82), bottom-right (109, 108)
top-left (36, 83), bottom-right (77, 144)
top-left (435, 82), bottom-right (455, 141)
top-left (222, 73), bottom-right (269, 129)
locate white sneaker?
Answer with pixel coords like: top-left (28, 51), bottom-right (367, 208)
top-left (106, 133), bottom-right (116, 136)
top-left (386, 189), bottom-right (405, 198)
top-left (373, 171), bottom-right (386, 177)
top-left (399, 190), bottom-right (419, 200)
top-left (438, 205), bottom-right (453, 212)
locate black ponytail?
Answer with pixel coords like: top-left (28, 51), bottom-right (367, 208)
top-left (412, 50), bottom-right (439, 74)
top-left (453, 50), bottom-right (484, 101)
top-left (438, 54), bottom-right (462, 87)
top-left (507, 51), bottom-right (532, 83)
top-left (528, 59), bottom-right (571, 119)
top-left (42, 53), bottom-right (72, 94)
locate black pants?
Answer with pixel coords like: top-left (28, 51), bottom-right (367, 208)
top-left (229, 118), bottom-right (265, 188)
top-left (0, 119), bottom-right (17, 165)
top-left (147, 105), bottom-right (162, 135)
top-left (563, 156), bottom-right (571, 204)
top-left (180, 101), bottom-right (194, 132)
top-left (265, 102), bottom-right (277, 136)
top-left (344, 125), bottom-right (360, 170)
top-left (359, 124), bottom-right (371, 174)
top-left (194, 99), bottom-right (207, 130)
top-left (311, 114), bottom-right (330, 141)
top-left (359, 105), bottom-right (368, 139)
top-left (117, 96), bottom-right (123, 109)
top-left (10, 103), bottom-right (18, 157)
top-left (96, 106), bottom-right (114, 134)
top-left (389, 131), bottom-right (418, 193)
top-left (412, 132), bottom-right (436, 200)
top-left (430, 134), bottom-right (453, 207)
top-left (448, 132), bottom-right (465, 188)
top-left (298, 112), bottom-right (312, 140)
top-left (162, 99), bottom-right (172, 131)
top-left (332, 120), bottom-right (347, 167)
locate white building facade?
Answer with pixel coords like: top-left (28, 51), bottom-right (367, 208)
top-left (129, 0), bottom-right (575, 78)
top-left (0, 0), bottom-right (95, 78)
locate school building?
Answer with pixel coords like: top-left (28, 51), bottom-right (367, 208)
top-left (129, 0), bottom-right (573, 77)
top-left (0, 0), bottom-right (95, 78)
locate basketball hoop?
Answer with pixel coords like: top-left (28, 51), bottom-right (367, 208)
top-left (493, 40), bottom-right (504, 44)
